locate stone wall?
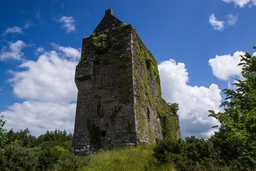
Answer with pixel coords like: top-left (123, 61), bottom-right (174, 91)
top-left (72, 9), bottom-right (180, 155)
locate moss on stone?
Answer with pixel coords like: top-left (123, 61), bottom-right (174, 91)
top-left (103, 57), bottom-right (114, 65)
top-left (110, 106), bottom-right (122, 126)
top-left (118, 53), bottom-right (131, 69)
top-left (140, 84), bottom-right (145, 107)
top-left (156, 98), bottom-right (179, 141)
top-left (86, 120), bottom-right (102, 149)
top-left (113, 36), bottom-right (128, 50)
top-left (148, 93), bottom-right (153, 106)
top-left (94, 56), bottom-right (101, 65)
top-left (134, 68), bottom-right (139, 81)
top-left (138, 112), bottom-right (146, 133)
top-left (92, 32), bottom-right (109, 54)
top-left (148, 124), bottom-right (153, 139)
top-left (121, 93), bottom-right (131, 104)
top-left (135, 102), bottom-right (140, 119)
top-left (120, 76), bottom-right (131, 87)
top-left (125, 120), bottom-right (134, 134)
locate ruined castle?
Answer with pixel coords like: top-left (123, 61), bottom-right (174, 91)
top-left (72, 9), bottom-right (180, 155)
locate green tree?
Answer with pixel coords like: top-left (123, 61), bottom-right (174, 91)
top-left (0, 114), bottom-right (6, 149)
top-left (6, 128), bottom-right (37, 147)
top-left (209, 47), bottom-right (256, 169)
top-left (37, 141), bottom-right (66, 170)
top-left (0, 144), bottom-right (38, 171)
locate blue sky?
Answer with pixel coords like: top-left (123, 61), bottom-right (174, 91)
top-left (1, 0), bottom-right (256, 138)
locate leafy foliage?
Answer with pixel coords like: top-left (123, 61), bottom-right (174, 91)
top-left (37, 142), bottom-right (65, 170)
top-left (0, 128), bottom-right (84, 171)
top-left (0, 144), bottom-right (38, 171)
top-left (209, 47), bottom-right (256, 169)
top-left (157, 98), bottom-right (179, 141)
top-left (6, 128), bottom-right (37, 147)
top-left (153, 137), bottom-right (227, 171)
top-left (0, 114), bottom-right (6, 149)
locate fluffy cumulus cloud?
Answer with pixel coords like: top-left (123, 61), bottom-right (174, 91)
top-left (4, 101), bottom-right (76, 135)
top-left (0, 40), bottom-right (26, 61)
top-left (223, 0), bottom-right (256, 7)
top-left (209, 51), bottom-right (243, 80)
top-left (209, 14), bottom-right (238, 31)
top-left (209, 14), bottom-right (224, 31)
top-left (57, 16), bottom-right (76, 33)
top-left (2, 26), bottom-right (23, 36)
top-left (52, 43), bottom-right (80, 60)
top-left (158, 59), bottom-right (221, 138)
top-left (3, 44), bottom-right (80, 135)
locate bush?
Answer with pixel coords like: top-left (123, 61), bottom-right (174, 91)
top-left (153, 138), bottom-right (183, 163)
top-left (153, 136), bottom-right (227, 171)
top-left (0, 145), bottom-right (38, 171)
top-left (0, 114), bottom-right (6, 149)
top-left (37, 141), bottom-right (65, 170)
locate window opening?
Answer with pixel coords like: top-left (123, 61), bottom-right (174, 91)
top-left (98, 78), bottom-right (103, 89)
top-left (101, 131), bottom-right (106, 137)
top-left (147, 107), bottom-right (150, 122)
top-left (101, 105), bottom-right (104, 117)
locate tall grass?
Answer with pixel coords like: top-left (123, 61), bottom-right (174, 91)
top-left (80, 144), bottom-right (175, 171)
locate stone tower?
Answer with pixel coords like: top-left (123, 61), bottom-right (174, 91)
top-left (72, 9), bottom-right (180, 155)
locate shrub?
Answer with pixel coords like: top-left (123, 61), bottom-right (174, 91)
top-left (37, 141), bottom-right (65, 170)
top-left (0, 145), bottom-right (38, 171)
top-left (0, 114), bottom-right (6, 149)
top-left (153, 138), bottom-right (183, 163)
top-left (153, 136), bottom-right (228, 171)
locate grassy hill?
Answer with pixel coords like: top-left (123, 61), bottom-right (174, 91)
top-left (80, 144), bottom-right (175, 171)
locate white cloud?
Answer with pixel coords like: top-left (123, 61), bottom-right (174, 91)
top-left (52, 43), bottom-right (80, 60)
top-left (3, 45), bottom-right (80, 135)
top-left (57, 16), bottom-right (76, 33)
top-left (9, 49), bottom-right (78, 103)
top-left (4, 101), bottom-right (76, 136)
top-left (209, 51), bottom-right (243, 80)
top-left (209, 13), bottom-right (238, 31)
top-left (223, 0), bottom-right (255, 7)
top-left (24, 22), bottom-right (33, 29)
top-left (0, 40), bottom-right (26, 61)
top-left (226, 14), bottom-right (238, 26)
top-left (209, 14), bottom-right (224, 31)
top-left (159, 59), bottom-right (221, 138)
top-left (2, 26), bottom-right (23, 36)
top-left (36, 47), bottom-right (44, 53)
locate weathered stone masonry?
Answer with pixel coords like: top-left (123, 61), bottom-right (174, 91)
top-left (72, 9), bottom-right (180, 155)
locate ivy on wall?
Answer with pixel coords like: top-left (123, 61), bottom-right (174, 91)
top-left (133, 29), bottom-right (179, 141)
top-left (86, 120), bottom-right (102, 149)
top-left (156, 98), bottom-right (179, 141)
top-left (110, 106), bottom-right (122, 126)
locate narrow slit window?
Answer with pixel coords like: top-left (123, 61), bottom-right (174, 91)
top-left (147, 107), bottom-right (150, 122)
top-left (98, 78), bottom-right (103, 89)
top-left (101, 105), bottom-right (104, 117)
top-left (101, 131), bottom-right (106, 137)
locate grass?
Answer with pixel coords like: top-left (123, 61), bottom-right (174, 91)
top-left (80, 144), bottom-right (176, 171)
